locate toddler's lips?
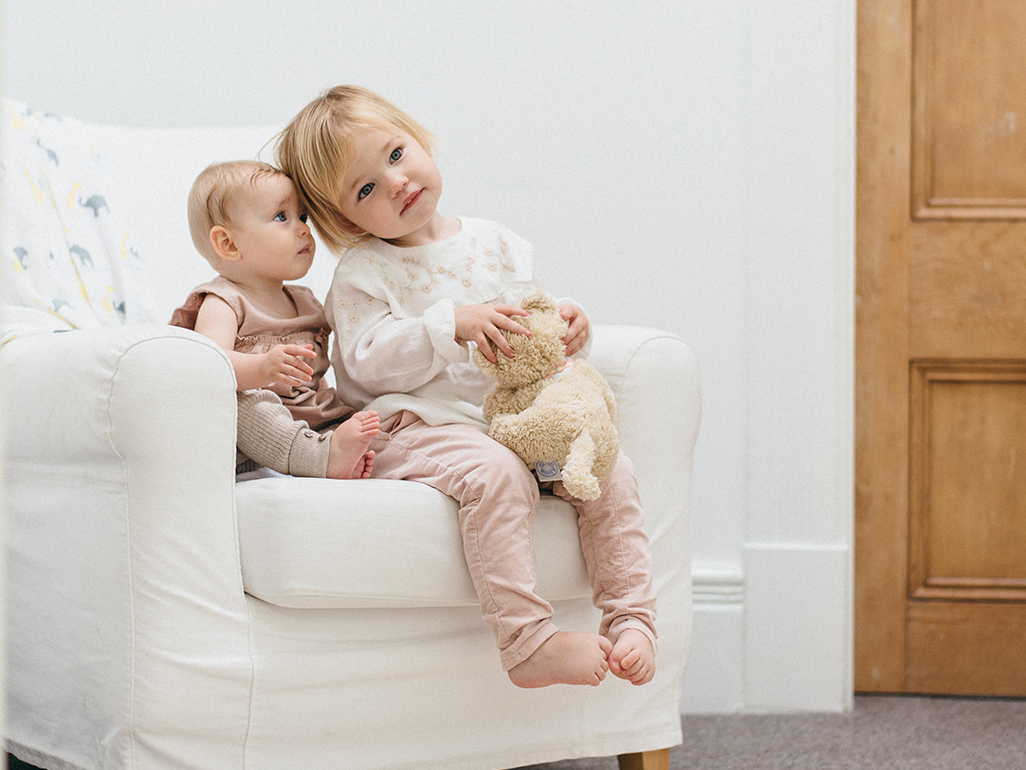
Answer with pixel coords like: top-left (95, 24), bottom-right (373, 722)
top-left (401, 189), bottom-right (422, 214)
top-left (299, 243), bottom-right (313, 255)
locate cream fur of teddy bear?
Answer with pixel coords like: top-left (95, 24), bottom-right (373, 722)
top-left (473, 290), bottom-right (619, 501)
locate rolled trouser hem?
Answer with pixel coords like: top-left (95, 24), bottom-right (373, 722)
top-left (498, 620), bottom-right (560, 671)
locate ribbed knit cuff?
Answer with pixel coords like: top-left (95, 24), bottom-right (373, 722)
top-left (235, 389), bottom-right (330, 478)
top-left (287, 428), bottom-right (332, 478)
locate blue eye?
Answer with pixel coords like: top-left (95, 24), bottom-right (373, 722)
top-left (299, 212), bottom-right (308, 223)
top-left (273, 211), bottom-right (286, 222)
top-left (389, 147), bottom-right (402, 163)
top-left (358, 183), bottom-right (375, 200)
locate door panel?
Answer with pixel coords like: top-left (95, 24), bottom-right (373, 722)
top-left (910, 223), bottom-right (1026, 358)
top-left (909, 363), bottom-right (1026, 596)
top-left (913, 0), bottom-right (1026, 216)
top-left (906, 603), bottom-right (1026, 695)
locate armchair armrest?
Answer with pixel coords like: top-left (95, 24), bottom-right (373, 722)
top-left (3, 325), bottom-right (254, 768)
top-left (588, 324), bottom-right (702, 495)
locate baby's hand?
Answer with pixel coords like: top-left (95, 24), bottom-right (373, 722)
top-left (261, 344), bottom-right (316, 389)
top-left (559, 304), bottom-right (589, 357)
top-left (455, 304), bottom-right (531, 363)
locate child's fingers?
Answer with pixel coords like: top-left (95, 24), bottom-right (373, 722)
top-left (474, 332), bottom-right (503, 363)
top-left (476, 340), bottom-right (498, 364)
top-left (558, 305), bottom-right (589, 355)
top-left (275, 361), bottom-right (313, 384)
top-left (493, 303), bottom-right (531, 318)
top-left (290, 357), bottom-right (315, 374)
top-left (619, 649), bottom-right (642, 672)
top-left (484, 328), bottom-right (517, 360)
top-left (563, 329), bottom-right (586, 356)
top-left (456, 304), bottom-right (531, 360)
top-left (282, 343), bottom-right (317, 359)
top-left (491, 309), bottom-right (531, 339)
top-left (278, 360), bottom-right (314, 382)
top-left (492, 307), bottom-right (532, 338)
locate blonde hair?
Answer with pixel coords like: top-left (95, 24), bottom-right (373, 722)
top-left (274, 85), bottom-right (435, 253)
top-left (187, 160), bottom-right (281, 261)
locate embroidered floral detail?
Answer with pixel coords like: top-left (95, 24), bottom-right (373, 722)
top-left (333, 223), bottom-right (533, 345)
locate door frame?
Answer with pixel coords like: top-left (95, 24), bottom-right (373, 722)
top-left (854, 0), bottom-right (913, 692)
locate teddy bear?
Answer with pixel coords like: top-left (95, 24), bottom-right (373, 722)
top-left (472, 290), bottom-right (619, 501)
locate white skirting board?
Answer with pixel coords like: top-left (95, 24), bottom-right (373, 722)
top-left (680, 563), bottom-right (745, 714)
top-left (681, 544), bottom-right (852, 714)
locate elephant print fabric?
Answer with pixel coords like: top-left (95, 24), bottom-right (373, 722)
top-left (1, 100), bottom-right (147, 344)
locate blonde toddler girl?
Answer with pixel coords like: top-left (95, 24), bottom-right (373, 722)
top-left (275, 87), bottom-right (657, 688)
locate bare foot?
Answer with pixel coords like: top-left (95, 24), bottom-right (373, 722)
top-left (508, 632), bottom-right (613, 688)
top-left (608, 628), bottom-right (656, 686)
top-left (350, 450), bottom-right (375, 479)
top-left (326, 411), bottom-right (379, 480)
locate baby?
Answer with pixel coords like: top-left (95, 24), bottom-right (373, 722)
top-left (171, 160), bottom-right (378, 479)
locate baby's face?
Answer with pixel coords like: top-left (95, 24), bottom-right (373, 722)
top-left (230, 173), bottom-right (316, 283)
top-left (336, 124), bottom-right (443, 247)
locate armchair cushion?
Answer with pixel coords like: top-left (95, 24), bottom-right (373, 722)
top-left (237, 477), bottom-right (591, 609)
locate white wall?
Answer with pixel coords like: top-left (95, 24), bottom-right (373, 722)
top-left (0, 0), bottom-right (7, 744)
top-left (2, 0), bottom-right (854, 713)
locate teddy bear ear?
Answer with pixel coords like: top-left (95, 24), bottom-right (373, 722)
top-left (520, 290), bottom-right (558, 314)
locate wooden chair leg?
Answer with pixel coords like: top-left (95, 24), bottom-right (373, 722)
top-left (617, 747), bottom-right (671, 770)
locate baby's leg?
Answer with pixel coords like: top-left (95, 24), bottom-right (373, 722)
top-left (552, 451), bottom-right (658, 684)
top-left (236, 389), bottom-right (329, 477)
top-left (326, 410), bottom-right (379, 479)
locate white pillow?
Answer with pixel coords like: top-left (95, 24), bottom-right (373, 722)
top-left (1, 100), bottom-right (156, 343)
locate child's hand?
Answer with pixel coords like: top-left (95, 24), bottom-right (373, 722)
top-left (559, 304), bottom-right (589, 356)
top-left (261, 344), bottom-right (316, 389)
top-left (455, 304), bottom-right (531, 363)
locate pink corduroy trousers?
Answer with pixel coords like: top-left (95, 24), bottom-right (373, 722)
top-left (368, 411), bottom-right (657, 670)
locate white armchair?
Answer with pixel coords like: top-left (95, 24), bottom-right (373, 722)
top-left (1, 101), bottom-right (701, 770)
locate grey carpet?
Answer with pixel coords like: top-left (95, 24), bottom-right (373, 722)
top-left (514, 695), bottom-right (1026, 770)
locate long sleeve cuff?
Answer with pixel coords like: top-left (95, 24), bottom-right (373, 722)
top-left (423, 298), bottom-right (470, 363)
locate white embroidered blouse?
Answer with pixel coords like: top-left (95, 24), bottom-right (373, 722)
top-left (324, 218), bottom-right (541, 428)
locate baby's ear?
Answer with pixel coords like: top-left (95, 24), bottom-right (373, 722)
top-left (210, 225), bottom-right (242, 262)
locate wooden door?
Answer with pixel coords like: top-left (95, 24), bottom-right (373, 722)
top-left (856, 0), bottom-right (1026, 695)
